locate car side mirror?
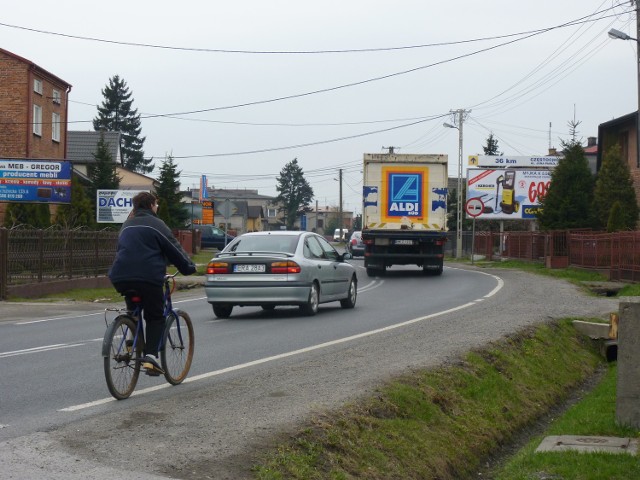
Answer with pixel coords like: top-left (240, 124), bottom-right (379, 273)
top-left (342, 252), bottom-right (352, 261)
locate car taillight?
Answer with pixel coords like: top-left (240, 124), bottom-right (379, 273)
top-left (351, 239), bottom-right (357, 245)
top-left (270, 261), bottom-right (301, 274)
top-left (207, 262), bottom-right (230, 274)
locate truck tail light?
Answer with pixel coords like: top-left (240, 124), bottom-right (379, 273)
top-left (363, 239), bottom-right (374, 245)
top-left (271, 261), bottom-right (301, 274)
top-left (207, 262), bottom-right (230, 274)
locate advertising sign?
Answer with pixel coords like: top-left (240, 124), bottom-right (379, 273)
top-left (97, 189), bottom-right (148, 223)
top-left (0, 159), bottom-right (72, 204)
top-left (468, 155), bottom-right (560, 168)
top-left (466, 168), bottom-right (551, 220)
top-left (201, 200), bottom-right (214, 225)
top-left (380, 166), bottom-right (428, 222)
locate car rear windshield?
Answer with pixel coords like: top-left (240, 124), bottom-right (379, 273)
top-left (227, 235), bottom-right (298, 254)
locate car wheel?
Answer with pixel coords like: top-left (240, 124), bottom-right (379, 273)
top-left (261, 305), bottom-right (276, 311)
top-left (212, 304), bottom-right (233, 319)
top-left (300, 282), bottom-right (319, 316)
top-left (340, 276), bottom-right (357, 309)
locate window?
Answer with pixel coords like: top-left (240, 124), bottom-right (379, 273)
top-left (52, 89), bottom-right (61, 104)
top-left (33, 104), bottom-right (42, 136)
top-left (33, 78), bottom-right (43, 95)
top-left (267, 208), bottom-right (277, 217)
top-left (52, 112), bottom-right (60, 142)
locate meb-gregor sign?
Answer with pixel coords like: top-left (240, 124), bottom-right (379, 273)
top-left (0, 159), bottom-right (72, 203)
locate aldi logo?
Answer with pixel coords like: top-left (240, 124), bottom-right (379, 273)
top-left (384, 169), bottom-right (425, 218)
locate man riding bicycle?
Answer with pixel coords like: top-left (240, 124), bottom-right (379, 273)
top-left (109, 191), bottom-right (196, 375)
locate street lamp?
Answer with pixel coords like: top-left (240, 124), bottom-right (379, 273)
top-left (608, 22), bottom-right (640, 174)
top-left (443, 117), bottom-right (464, 259)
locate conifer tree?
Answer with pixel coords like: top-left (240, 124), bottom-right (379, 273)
top-left (87, 132), bottom-right (120, 203)
top-left (3, 203), bottom-right (51, 228)
top-left (275, 158), bottom-right (314, 230)
top-left (155, 155), bottom-right (189, 228)
top-left (593, 144), bottom-right (639, 231)
top-left (607, 201), bottom-right (626, 232)
top-left (54, 176), bottom-right (96, 228)
top-left (537, 141), bottom-right (594, 230)
top-left (93, 75), bottom-right (153, 174)
top-left (483, 132), bottom-right (503, 156)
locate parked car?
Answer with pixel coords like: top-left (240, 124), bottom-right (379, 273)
top-left (198, 225), bottom-right (235, 250)
top-left (205, 231), bottom-right (357, 318)
top-left (347, 231), bottom-right (364, 257)
top-left (333, 228), bottom-right (349, 241)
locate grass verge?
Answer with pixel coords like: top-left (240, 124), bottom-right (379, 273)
top-left (252, 319), bottom-right (611, 479)
top-left (492, 362), bottom-right (639, 480)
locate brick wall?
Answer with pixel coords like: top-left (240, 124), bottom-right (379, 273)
top-left (0, 51), bottom-right (29, 157)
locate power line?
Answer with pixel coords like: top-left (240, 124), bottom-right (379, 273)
top-left (0, 9), bottom-right (625, 54)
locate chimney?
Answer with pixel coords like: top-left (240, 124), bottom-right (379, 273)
top-left (587, 136), bottom-right (597, 147)
top-left (548, 147), bottom-right (557, 156)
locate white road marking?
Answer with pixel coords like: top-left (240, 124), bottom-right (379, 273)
top-left (60, 271), bottom-right (503, 413)
top-left (0, 343), bottom-right (85, 358)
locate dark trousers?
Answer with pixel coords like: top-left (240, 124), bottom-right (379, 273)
top-left (112, 281), bottom-right (165, 357)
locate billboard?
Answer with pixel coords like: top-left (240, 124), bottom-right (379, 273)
top-left (96, 189), bottom-right (148, 223)
top-left (0, 159), bottom-right (72, 204)
top-left (468, 155), bottom-right (560, 168)
top-left (466, 168), bottom-right (551, 220)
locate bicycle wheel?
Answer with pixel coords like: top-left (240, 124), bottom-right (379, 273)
top-left (103, 315), bottom-right (142, 400)
top-left (161, 309), bottom-right (194, 385)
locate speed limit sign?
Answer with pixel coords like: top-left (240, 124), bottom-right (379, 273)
top-left (465, 197), bottom-right (484, 218)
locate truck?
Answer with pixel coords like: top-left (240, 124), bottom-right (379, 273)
top-left (362, 153), bottom-right (448, 277)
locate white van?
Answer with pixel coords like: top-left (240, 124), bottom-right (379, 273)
top-left (333, 228), bottom-right (349, 241)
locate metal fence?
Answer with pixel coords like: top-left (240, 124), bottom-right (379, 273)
top-left (0, 227), bottom-right (119, 300)
top-left (1, 227), bottom-right (639, 300)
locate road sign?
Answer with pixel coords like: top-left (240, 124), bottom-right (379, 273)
top-left (465, 197), bottom-right (484, 218)
top-left (221, 199), bottom-right (237, 219)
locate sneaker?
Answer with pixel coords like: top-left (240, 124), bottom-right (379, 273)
top-left (142, 354), bottom-right (164, 376)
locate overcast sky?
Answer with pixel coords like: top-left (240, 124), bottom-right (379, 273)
top-left (1, 1), bottom-right (637, 214)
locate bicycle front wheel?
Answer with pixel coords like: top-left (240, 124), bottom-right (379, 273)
top-left (161, 309), bottom-right (194, 385)
top-left (103, 315), bottom-right (142, 400)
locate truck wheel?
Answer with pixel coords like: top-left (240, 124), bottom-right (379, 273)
top-left (366, 267), bottom-right (378, 277)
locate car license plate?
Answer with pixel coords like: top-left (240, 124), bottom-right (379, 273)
top-left (234, 264), bottom-right (265, 273)
top-left (394, 239), bottom-right (414, 245)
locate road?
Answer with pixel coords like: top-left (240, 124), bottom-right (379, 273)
top-left (0, 261), bottom-right (619, 479)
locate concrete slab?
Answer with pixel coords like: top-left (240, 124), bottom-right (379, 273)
top-left (536, 435), bottom-right (638, 455)
top-left (572, 320), bottom-right (610, 339)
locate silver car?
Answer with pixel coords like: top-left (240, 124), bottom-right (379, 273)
top-left (205, 231), bottom-right (357, 318)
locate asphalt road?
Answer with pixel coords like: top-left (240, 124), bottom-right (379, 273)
top-left (0, 262), bottom-right (619, 479)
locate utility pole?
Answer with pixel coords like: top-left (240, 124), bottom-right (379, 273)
top-left (339, 168), bottom-right (343, 234)
top-left (443, 109), bottom-right (469, 258)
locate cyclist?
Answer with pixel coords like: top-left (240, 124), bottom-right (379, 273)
top-left (109, 191), bottom-right (196, 375)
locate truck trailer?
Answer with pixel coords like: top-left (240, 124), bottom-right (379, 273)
top-left (362, 153), bottom-right (448, 277)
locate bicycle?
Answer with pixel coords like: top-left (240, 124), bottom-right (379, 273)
top-left (102, 272), bottom-right (195, 400)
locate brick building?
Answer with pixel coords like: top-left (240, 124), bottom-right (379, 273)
top-left (0, 48), bottom-right (72, 221)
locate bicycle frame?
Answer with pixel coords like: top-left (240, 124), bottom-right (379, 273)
top-left (102, 274), bottom-right (180, 358)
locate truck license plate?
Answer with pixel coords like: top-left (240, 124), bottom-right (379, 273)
top-left (394, 239), bottom-right (414, 245)
top-left (234, 264), bottom-right (266, 273)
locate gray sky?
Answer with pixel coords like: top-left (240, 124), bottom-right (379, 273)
top-left (1, 0), bottom-right (637, 214)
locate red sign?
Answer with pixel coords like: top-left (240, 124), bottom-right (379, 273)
top-left (465, 198), bottom-right (484, 218)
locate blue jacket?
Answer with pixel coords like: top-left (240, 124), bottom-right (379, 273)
top-left (109, 209), bottom-right (196, 286)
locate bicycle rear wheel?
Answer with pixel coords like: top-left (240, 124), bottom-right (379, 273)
top-left (103, 315), bottom-right (142, 399)
top-left (161, 309), bottom-right (194, 385)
